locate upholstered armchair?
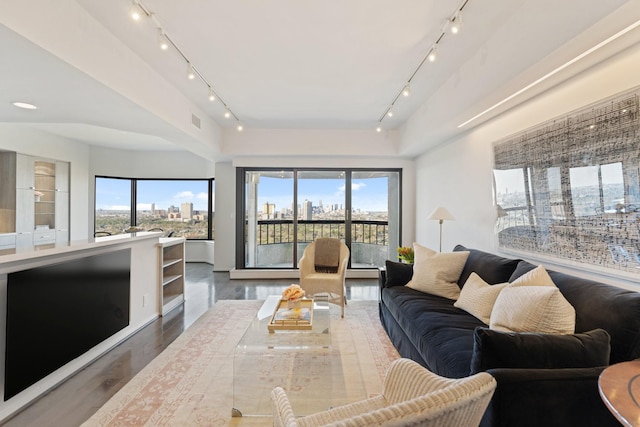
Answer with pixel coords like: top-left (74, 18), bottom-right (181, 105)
top-left (299, 238), bottom-right (350, 317)
top-left (271, 358), bottom-right (496, 427)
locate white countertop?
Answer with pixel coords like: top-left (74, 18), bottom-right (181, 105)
top-left (0, 231), bottom-right (163, 265)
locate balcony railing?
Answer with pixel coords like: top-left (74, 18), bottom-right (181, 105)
top-left (247, 219), bottom-right (391, 268)
top-left (254, 219), bottom-right (388, 245)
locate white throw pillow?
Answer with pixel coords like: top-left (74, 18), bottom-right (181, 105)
top-left (454, 273), bottom-right (508, 324)
top-left (510, 264), bottom-right (556, 287)
top-left (405, 243), bottom-right (469, 300)
top-left (490, 285), bottom-right (576, 334)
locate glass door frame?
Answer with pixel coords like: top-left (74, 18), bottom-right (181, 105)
top-left (235, 167), bottom-right (402, 269)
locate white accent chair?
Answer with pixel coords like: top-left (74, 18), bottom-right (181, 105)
top-left (299, 238), bottom-right (350, 317)
top-left (271, 358), bottom-right (496, 427)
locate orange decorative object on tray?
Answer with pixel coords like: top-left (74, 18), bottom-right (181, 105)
top-left (268, 298), bottom-right (314, 332)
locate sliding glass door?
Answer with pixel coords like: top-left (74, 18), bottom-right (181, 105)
top-left (296, 170), bottom-right (347, 265)
top-left (239, 168), bottom-right (401, 269)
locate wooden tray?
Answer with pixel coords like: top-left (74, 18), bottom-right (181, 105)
top-left (268, 298), bottom-right (314, 332)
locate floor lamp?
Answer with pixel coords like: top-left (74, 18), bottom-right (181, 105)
top-left (427, 207), bottom-right (455, 252)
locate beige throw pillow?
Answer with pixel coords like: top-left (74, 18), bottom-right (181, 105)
top-left (510, 264), bottom-right (556, 287)
top-left (454, 273), bottom-right (508, 324)
top-left (490, 285), bottom-right (576, 334)
top-left (405, 243), bottom-right (469, 300)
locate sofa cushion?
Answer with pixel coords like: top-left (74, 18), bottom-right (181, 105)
top-left (454, 273), bottom-right (508, 324)
top-left (511, 260), bottom-right (640, 363)
top-left (470, 327), bottom-right (610, 374)
top-left (384, 260), bottom-right (413, 288)
top-left (406, 243), bottom-right (469, 300)
top-left (454, 244), bottom-right (521, 287)
top-left (381, 285), bottom-right (485, 378)
top-left (490, 285), bottom-right (575, 334)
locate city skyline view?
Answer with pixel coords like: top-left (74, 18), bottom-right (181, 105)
top-left (256, 175), bottom-right (390, 214)
top-left (95, 178), bottom-right (211, 212)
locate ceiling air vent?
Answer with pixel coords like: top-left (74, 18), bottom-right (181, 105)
top-left (191, 113), bottom-right (201, 129)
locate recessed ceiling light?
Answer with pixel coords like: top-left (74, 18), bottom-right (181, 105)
top-left (12, 102), bottom-right (38, 110)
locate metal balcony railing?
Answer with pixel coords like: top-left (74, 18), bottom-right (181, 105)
top-left (253, 219), bottom-right (388, 246)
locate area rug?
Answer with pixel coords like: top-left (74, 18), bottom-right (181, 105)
top-left (81, 300), bottom-right (399, 427)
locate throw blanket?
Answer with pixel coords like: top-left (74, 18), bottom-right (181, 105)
top-left (314, 238), bottom-right (340, 273)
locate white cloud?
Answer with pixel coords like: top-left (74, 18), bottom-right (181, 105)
top-left (174, 191), bottom-right (194, 199)
top-left (196, 192), bottom-right (208, 200)
top-left (337, 182), bottom-right (366, 193)
top-left (352, 182), bottom-right (366, 191)
top-left (109, 205), bottom-right (130, 211)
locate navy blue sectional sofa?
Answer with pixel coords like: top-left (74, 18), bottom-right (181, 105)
top-left (379, 244), bottom-right (640, 427)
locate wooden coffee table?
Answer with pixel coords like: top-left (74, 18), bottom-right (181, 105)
top-left (598, 360), bottom-right (640, 426)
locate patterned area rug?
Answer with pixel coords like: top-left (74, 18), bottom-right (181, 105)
top-left (81, 300), bottom-right (399, 426)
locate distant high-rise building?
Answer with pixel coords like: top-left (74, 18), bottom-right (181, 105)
top-left (181, 202), bottom-right (193, 220)
top-left (301, 199), bottom-right (312, 220)
top-left (150, 203), bottom-right (155, 215)
top-left (263, 202), bottom-right (276, 219)
top-left (168, 205), bottom-right (179, 213)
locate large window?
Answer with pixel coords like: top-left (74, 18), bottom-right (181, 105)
top-left (238, 168), bottom-right (401, 269)
top-left (95, 177), bottom-right (214, 239)
top-left (95, 177), bottom-right (132, 235)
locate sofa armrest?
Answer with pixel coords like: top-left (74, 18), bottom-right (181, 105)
top-left (482, 367), bottom-right (618, 427)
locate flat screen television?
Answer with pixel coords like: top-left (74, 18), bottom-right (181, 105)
top-left (4, 248), bottom-right (131, 400)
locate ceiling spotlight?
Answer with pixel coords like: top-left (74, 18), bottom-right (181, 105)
top-left (402, 84), bottom-right (411, 97)
top-left (130, 1), bottom-right (143, 21)
top-left (449, 11), bottom-right (462, 34)
top-left (208, 88), bottom-right (216, 102)
top-left (237, 123), bottom-right (244, 131)
top-left (428, 45), bottom-right (438, 62)
top-left (12, 102), bottom-right (37, 110)
top-left (376, 125), bottom-right (382, 132)
top-left (224, 109), bottom-right (231, 118)
top-left (158, 30), bottom-right (169, 50)
top-left (187, 63), bottom-right (196, 80)
top-left (387, 109), bottom-right (393, 117)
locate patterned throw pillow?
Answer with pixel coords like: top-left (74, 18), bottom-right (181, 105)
top-left (405, 243), bottom-right (469, 300)
top-left (454, 272), bottom-right (508, 324)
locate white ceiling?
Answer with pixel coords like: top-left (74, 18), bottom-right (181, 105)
top-left (0, 0), bottom-right (638, 157)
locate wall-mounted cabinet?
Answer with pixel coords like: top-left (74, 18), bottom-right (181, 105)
top-left (157, 238), bottom-right (186, 316)
top-left (0, 152), bottom-right (69, 248)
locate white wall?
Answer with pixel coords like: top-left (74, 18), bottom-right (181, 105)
top-left (213, 162), bottom-right (235, 271)
top-left (223, 128), bottom-right (401, 157)
top-left (412, 36), bottom-right (640, 284)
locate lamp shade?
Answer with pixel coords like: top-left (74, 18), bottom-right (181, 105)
top-left (427, 207), bottom-right (455, 221)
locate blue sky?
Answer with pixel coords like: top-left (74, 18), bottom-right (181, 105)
top-left (96, 178), bottom-right (211, 211)
top-left (257, 176), bottom-right (389, 212)
top-left (96, 175), bottom-right (391, 213)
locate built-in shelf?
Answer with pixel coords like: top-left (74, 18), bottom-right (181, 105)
top-left (157, 237), bottom-right (186, 316)
top-left (162, 274), bottom-right (183, 287)
top-left (162, 258), bottom-right (182, 269)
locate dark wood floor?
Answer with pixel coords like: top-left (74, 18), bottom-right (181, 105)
top-left (1, 263), bottom-right (378, 427)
